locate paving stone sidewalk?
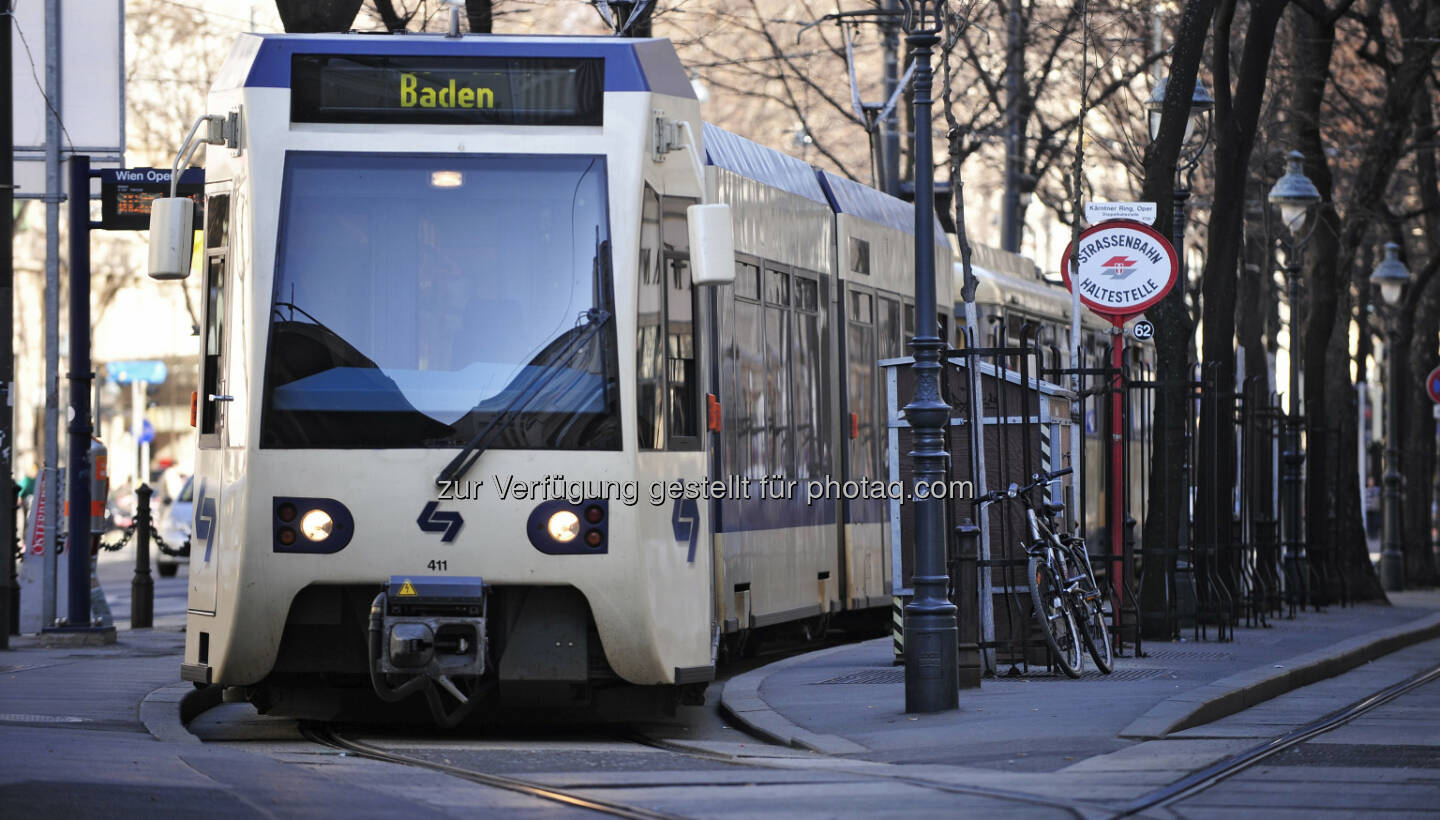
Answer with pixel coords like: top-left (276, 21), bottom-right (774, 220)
top-left (721, 590), bottom-right (1440, 771)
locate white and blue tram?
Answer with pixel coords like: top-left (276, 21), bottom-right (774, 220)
top-left (151, 32), bottom-right (949, 723)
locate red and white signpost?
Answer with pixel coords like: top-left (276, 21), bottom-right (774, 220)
top-left (1060, 221), bottom-right (1179, 607)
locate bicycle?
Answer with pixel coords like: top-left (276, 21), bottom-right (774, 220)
top-left (979, 467), bottom-right (1113, 678)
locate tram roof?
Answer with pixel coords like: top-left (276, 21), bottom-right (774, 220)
top-left (702, 123), bottom-right (830, 206)
top-left (216, 33), bottom-right (695, 97)
top-left (817, 170), bottom-right (947, 240)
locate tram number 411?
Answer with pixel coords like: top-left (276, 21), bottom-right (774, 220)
top-left (427, 560), bottom-right (448, 571)
top-left (1131, 320), bottom-right (1155, 341)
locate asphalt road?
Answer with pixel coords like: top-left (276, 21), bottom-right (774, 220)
top-left (34, 550), bottom-right (1437, 816)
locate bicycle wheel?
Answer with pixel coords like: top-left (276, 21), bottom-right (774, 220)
top-left (1028, 555), bottom-right (1082, 678)
top-left (1076, 585), bottom-right (1113, 674)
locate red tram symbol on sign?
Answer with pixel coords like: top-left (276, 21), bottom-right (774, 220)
top-left (1060, 221), bottom-right (1179, 326)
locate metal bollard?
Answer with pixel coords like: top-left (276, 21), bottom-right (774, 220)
top-left (131, 484), bottom-right (154, 629)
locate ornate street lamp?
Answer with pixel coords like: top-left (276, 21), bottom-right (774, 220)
top-left (1371, 242), bottom-right (1412, 592)
top-left (1145, 75), bottom-right (1215, 145)
top-left (1266, 150), bottom-right (1322, 612)
top-left (1146, 75), bottom-right (1214, 275)
top-left (896, 0), bottom-right (957, 714)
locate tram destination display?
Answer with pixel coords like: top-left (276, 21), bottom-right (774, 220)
top-left (290, 55), bottom-right (604, 125)
top-left (99, 168), bottom-right (204, 231)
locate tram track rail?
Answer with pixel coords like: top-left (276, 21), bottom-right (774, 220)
top-left (622, 730), bottom-right (1098, 818)
top-left (1115, 660), bottom-right (1440, 816)
top-left (301, 722), bottom-right (684, 820)
top-left (291, 659), bottom-right (1440, 818)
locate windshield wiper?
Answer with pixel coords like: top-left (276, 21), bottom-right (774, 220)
top-left (435, 308), bottom-right (611, 486)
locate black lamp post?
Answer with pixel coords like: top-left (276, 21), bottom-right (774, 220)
top-left (1371, 242), bottom-right (1411, 592)
top-left (1145, 75), bottom-right (1214, 296)
top-left (1139, 74), bottom-right (1212, 639)
top-left (1266, 151), bottom-right (1322, 611)
top-left (897, 0), bottom-right (956, 714)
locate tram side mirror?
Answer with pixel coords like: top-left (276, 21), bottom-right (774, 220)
top-left (687, 204), bottom-right (735, 286)
top-left (148, 197), bottom-right (195, 280)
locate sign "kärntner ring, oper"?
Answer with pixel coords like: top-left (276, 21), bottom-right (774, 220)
top-left (1060, 221), bottom-right (1178, 325)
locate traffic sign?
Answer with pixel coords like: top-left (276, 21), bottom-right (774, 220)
top-left (107, 359), bottom-right (167, 385)
top-left (1131, 320), bottom-right (1155, 341)
top-left (1061, 221), bottom-right (1179, 326)
top-left (1426, 366), bottom-right (1440, 403)
top-left (99, 168), bottom-right (203, 231)
top-left (1084, 201), bottom-right (1157, 226)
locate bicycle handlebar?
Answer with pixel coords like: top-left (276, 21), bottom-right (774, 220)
top-left (976, 467), bottom-right (1072, 505)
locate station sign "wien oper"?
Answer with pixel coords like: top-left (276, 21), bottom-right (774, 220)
top-left (1060, 221), bottom-right (1178, 326)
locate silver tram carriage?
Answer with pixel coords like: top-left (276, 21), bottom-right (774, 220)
top-left (150, 32), bottom-right (952, 723)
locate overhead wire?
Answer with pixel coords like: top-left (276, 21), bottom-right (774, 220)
top-left (3, 2), bottom-right (75, 152)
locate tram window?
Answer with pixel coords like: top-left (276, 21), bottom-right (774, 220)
top-left (660, 196), bottom-right (699, 451)
top-left (764, 268), bottom-right (792, 474)
top-left (849, 238), bottom-right (871, 275)
top-left (205, 195), bottom-right (229, 249)
top-left (199, 193), bottom-right (230, 443)
top-left (846, 289), bottom-right (877, 481)
top-left (260, 152), bottom-right (620, 451)
top-left (732, 281), bottom-right (765, 479)
top-left (792, 274), bottom-right (826, 478)
top-left (200, 255), bottom-right (226, 438)
top-left (735, 261), bottom-right (759, 300)
top-left (878, 296), bottom-right (901, 359)
top-left (665, 257), bottom-right (698, 442)
top-left (794, 277), bottom-right (818, 312)
top-left (636, 186), bottom-right (664, 449)
top-left (766, 270), bottom-right (790, 307)
top-left (849, 291), bottom-right (873, 324)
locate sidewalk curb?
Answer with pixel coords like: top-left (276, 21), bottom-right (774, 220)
top-left (140, 682), bottom-right (200, 744)
top-left (1119, 611), bottom-right (1440, 740)
top-left (140, 681), bottom-right (220, 744)
top-left (719, 643), bottom-right (872, 756)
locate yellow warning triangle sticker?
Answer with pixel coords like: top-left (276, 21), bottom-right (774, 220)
top-left (397, 580), bottom-right (418, 597)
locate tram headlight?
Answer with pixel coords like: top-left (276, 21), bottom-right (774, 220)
top-left (430, 170), bottom-right (463, 188)
top-left (300, 509), bottom-right (335, 542)
top-left (273, 496), bottom-right (353, 553)
top-left (547, 510), bottom-right (580, 542)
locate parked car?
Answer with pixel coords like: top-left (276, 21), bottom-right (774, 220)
top-left (156, 475), bottom-right (193, 578)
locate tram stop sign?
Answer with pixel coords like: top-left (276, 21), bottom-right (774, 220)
top-left (1060, 221), bottom-right (1179, 326)
top-left (1426, 366), bottom-right (1440, 404)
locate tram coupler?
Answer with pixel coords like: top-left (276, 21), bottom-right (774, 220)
top-left (370, 576), bottom-right (489, 690)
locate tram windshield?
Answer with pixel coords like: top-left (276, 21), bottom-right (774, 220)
top-left (261, 152), bottom-right (620, 450)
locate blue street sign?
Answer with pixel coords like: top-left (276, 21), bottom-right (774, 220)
top-left (108, 359), bottom-right (167, 385)
top-left (138, 419), bottom-right (155, 444)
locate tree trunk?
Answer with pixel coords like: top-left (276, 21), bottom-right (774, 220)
top-left (1138, 0), bottom-right (1218, 640)
top-left (466, 0), bottom-right (493, 33)
top-left (1399, 88), bottom-right (1440, 586)
top-left (1196, 0), bottom-right (1287, 619)
top-left (275, 0), bottom-right (363, 32)
top-left (1310, 0), bottom-right (1440, 600)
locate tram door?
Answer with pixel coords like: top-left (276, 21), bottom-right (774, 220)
top-left (191, 190), bottom-right (232, 614)
top-left (636, 188), bottom-right (712, 653)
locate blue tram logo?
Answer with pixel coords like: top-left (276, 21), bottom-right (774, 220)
top-left (672, 499), bottom-right (699, 564)
top-left (195, 481), bottom-right (218, 562)
top-left (417, 501), bottom-right (464, 543)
